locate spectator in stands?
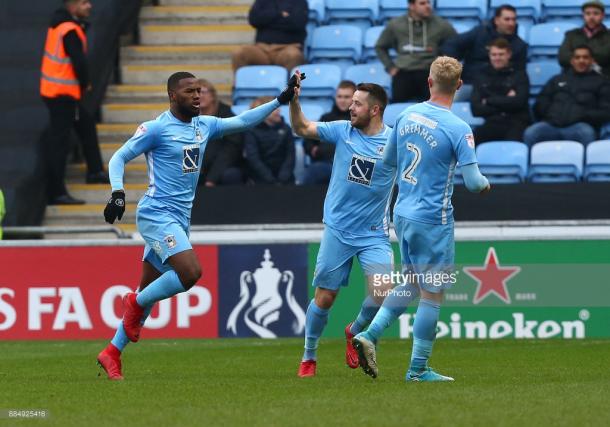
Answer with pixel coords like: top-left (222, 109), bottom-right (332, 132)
top-left (244, 97), bottom-right (295, 184)
top-left (375, 0), bottom-right (456, 102)
top-left (559, 0), bottom-right (610, 78)
top-left (524, 46), bottom-right (610, 146)
top-left (198, 79), bottom-right (245, 186)
top-left (303, 81), bottom-right (356, 185)
top-left (40, 0), bottom-right (108, 205)
top-left (440, 5), bottom-right (527, 84)
top-left (232, 0), bottom-right (308, 72)
top-left (471, 39), bottom-right (530, 144)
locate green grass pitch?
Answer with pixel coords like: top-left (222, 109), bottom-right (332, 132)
top-left (1, 339), bottom-right (609, 426)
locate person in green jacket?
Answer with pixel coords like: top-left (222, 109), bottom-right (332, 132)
top-left (375, 0), bottom-right (456, 102)
top-left (559, 0), bottom-right (610, 78)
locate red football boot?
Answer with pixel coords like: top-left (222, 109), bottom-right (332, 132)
top-left (122, 292), bottom-right (144, 342)
top-left (345, 322), bottom-right (359, 369)
top-left (298, 360), bottom-right (317, 377)
top-left (97, 343), bottom-right (124, 380)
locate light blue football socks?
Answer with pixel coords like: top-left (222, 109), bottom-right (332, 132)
top-left (349, 296), bottom-right (379, 335)
top-left (409, 298), bottom-right (441, 373)
top-left (303, 300), bottom-right (329, 361)
top-left (111, 303), bottom-right (154, 351)
top-left (136, 270), bottom-right (185, 307)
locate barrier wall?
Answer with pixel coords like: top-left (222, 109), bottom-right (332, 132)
top-left (1, 237), bottom-right (609, 340)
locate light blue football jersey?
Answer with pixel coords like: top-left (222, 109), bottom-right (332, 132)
top-left (110, 110), bottom-right (222, 220)
top-left (384, 101), bottom-right (478, 225)
top-left (317, 121), bottom-right (396, 237)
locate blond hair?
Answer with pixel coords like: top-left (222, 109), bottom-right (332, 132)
top-left (429, 56), bottom-right (462, 95)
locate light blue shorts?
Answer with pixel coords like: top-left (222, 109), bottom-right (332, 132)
top-left (393, 214), bottom-right (455, 294)
top-left (137, 197), bottom-right (192, 273)
top-left (312, 225), bottom-right (394, 291)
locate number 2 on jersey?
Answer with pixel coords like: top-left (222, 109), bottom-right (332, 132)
top-left (402, 143), bottom-right (421, 185)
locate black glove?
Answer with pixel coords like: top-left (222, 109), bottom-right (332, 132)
top-left (104, 191), bottom-right (125, 224)
top-left (277, 72), bottom-right (306, 105)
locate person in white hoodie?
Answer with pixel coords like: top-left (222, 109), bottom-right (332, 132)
top-left (376, 0), bottom-right (456, 102)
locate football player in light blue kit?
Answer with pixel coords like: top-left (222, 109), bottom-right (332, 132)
top-left (96, 71), bottom-right (301, 380)
top-left (290, 76), bottom-right (397, 377)
top-left (353, 57), bottom-right (490, 382)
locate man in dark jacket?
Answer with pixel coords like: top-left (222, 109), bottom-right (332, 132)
top-left (232, 0), bottom-right (308, 72)
top-left (524, 46), bottom-right (610, 146)
top-left (471, 38), bottom-right (530, 143)
top-left (40, 0), bottom-right (108, 205)
top-left (198, 79), bottom-right (245, 186)
top-left (441, 5), bottom-right (527, 84)
top-left (559, 0), bottom-right (610, 78)
top-left (245, 97), bottom-right (295, 184)
top-left (303, 80), bottom-right (356, 184)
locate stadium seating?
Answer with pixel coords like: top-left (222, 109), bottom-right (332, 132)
top-left (527, 60), bottom-right (561, 95)
top-left (584, 140), bottom-right (610, 182)
top-left (436, 0), bottom-right (488, 23)
top-left (454, 84), bottom-right (473, 102)
top-left (528, 22), bottom-right (579, 59)
top-left (529, 140), bottom-right (584, 182)
top-left (363, 26), bottom-right (397, 63)
top-left (451, 102), bottom-right (485, 127)
top-left (601, 123), bottom-right (610, 139)
top-left (344, 63), bottom-right (391, 94)
top-left (542, 0), bottom-right (591, 21)
top-left (383, 103), bottom-right (414, 127)
top-left (290, 64), bottom-right (341, 110)
top-left (490, 0), bottom-right (541, 23)
top-left (309, 25), bottom-right (364, 65)
top-left (231, 104), bottom-right (249, 116)
top-left (476, 141), bottom-right (529, 183)
top-left (325, 0), bottom-right (379, 27)
top-left (452, 21), bottom-right (477, 34)
top-left (279, 103), bottom-right (326, 126)
top-left (233, 66), bottom-right (288, 105)
top-left (308, 0), bottom-right (326, 24)
top-left (379, 0), bottom-right (407, 24)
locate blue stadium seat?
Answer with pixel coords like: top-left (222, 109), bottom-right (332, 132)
top-left (383, 103), bottom-right (415, 127)
top-left (584, 140), bottom-right (610, 182)
top-left (454, 84), bottom-right (473, 102)
top-left (233, 66), bottom-right (288, 105)
top-left (231, 104), bottom-right (250, 115)
top-left (452, 21), bottom-right (477, 33)
top-left (529, 140), bottom-right (584, 183)
top-left (290, 64), bottom-right (342, 105)
top-left (542, 0), bottom-right (592, 20)
top-left (528, 22), bottom-right (579, 59)
top-left (476, 141), bottom-right (529, 183)
top-left (308, 0), bottom-right (326, 24)
top-left (309, 25), bottom-right (364, 65)
top-left (436, 0), bottom-right (488, 22)
top-left (527, 61), bottom-right (561, 95)
top-left (280, 103), bottom-right (326, 128)
top-left (601, 123), bottom-right (610, 139)
top-left (363, 26), bottom-right (397, 63)
top-left (451, 102), bottom-right (484, 127)
top-left (325, 0), bottom-right (379, 27)
top-left (490, 0), bottom-right (541, 22)
top-left (379, 0), bottom-right (407, 24)
top-left (344, 63), bottom-right (391, 94)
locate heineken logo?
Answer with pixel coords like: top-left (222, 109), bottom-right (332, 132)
top-left (463, 247), bottom-right (521, 304)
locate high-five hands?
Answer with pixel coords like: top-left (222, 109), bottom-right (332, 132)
top-left (277, 72), bottom-right (306, 104)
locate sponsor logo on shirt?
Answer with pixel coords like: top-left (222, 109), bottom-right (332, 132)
top-left (348, 154), bottom-right (376, 186)
top-left (182, 144), bottom-right (200, 174)
top-left (134, 124), bottom-right (147, 138)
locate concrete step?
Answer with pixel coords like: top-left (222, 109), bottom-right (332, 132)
top-left (121, 63), bottom-right (233, 85)
top-left (102, 103), bottom-right (168, 123)
top-left (105, 83), bottom-right (232, 104)
top-left (140, 24), bottom-right (254, 45)
top-left (139, 5), bottom-right (248, 25)
top-left (120, 44), bottom-right (239, 64)
top-left (67, 183), bottom-right (149, 204)
top-left (44, 203), bottom-right (138, 226)
top-left (101, 143), bottom-right (146, 164)
top-left (159, 0), bottom-right (253, 6)
top-left (97, 123), bottom-right (139, 143)
top-left (67, 163), bottom-right (148, 182)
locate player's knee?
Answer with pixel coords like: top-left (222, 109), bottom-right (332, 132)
top-left (314, 288), bottom-right (336, 309)
top-left (178, 265), bottom-right (202, 290)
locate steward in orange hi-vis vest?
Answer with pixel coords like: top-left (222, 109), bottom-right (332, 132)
top-left (40, 9), bottom-right (88, 100)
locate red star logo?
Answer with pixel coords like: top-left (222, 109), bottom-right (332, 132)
top-left (463, 248), bottom-right (520, 304)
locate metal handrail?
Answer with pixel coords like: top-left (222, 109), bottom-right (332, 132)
top-left (2, 226), bottom-right (129, 239)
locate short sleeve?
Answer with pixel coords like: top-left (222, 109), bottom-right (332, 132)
top-left (452, 123), bottom-right (478, 166)
top-left (316, 121), bottom-right (344, 144)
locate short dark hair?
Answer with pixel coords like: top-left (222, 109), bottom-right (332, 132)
top-left (167, 71), bottom-right (196, 93)
top-left (337, 80), bottom-right (357, 91)
top-left (488, 38), bottom-right (512, 51)
top-left (356, 83), bottom-right (388, 113)
top-left (494, 4), bottom-right (516, 18)
top-left (572, 45), bottom-right (593, 56)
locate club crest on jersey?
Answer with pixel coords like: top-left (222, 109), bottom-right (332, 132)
top-left (164, 234), bottom-right (177, 249)
top-left (376, 145), bottom-right (385, 155)
top-left (182, 144), bottom-right (200, 174)
top-left (348, 154), bottom-right (376, 186)
top-left (195, 128), bottom-right (203, 142)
